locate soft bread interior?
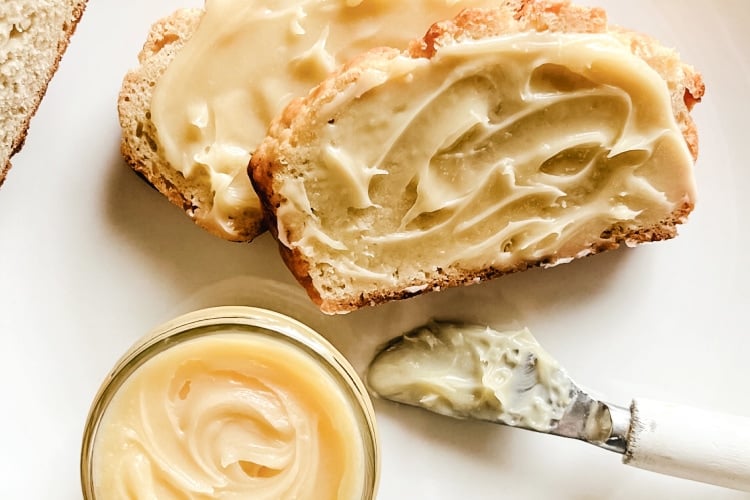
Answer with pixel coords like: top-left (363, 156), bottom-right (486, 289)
top-left (0, 0), bottom-right (86, 184)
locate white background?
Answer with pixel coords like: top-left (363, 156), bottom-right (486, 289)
top-left (1, 0), bottom-right (749, 498)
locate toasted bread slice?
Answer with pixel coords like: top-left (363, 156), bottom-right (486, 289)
top-left (251, 0), bottom-right (705, 314)
top-left (0, 0), bottom-right (87, 186)
top-left (116, 10), bottom-right (249, 239)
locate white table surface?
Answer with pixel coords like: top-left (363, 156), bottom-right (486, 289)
top-left (1, 0), bottom-right (749, 498)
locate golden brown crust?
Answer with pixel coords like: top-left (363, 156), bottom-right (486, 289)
top-left (117, 9), bottom-right (265, 242)
top-left (1, 0), bottom-right (88, 187)
top-left (251, 0), bottom-right (704, 314)
top-left (411, 0), bottom-right (607, 58)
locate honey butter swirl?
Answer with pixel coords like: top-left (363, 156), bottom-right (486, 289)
top-left (92, 333), bottom-right (366, 499)
top-left (276, 32), bottom-right (696, 286)
top-left (150, 0), bottom-right (500, 239)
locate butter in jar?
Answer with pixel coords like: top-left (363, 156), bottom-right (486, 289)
top-left (80, 307), bottom-right (379, 499)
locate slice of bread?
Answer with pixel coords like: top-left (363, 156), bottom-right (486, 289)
top-left (0, 0), bottom-right (87, 186)
top-left (118, 1), bottom-right (506, 242)
top-left (116, 10), bottom-right (248, 239)
top-left (251, 0), bottom-right (705, 314)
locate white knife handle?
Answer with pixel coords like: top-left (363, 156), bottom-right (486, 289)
top-left (624, 398), bottom-right (750, 492)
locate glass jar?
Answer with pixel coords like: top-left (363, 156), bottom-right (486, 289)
top-left (81, 306), bottom-right (379, 499)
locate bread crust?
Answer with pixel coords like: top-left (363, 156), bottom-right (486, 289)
top-left (117, 9), bottom-right (265, 242)
top-left (251, 0), bottom-right (704, 314)
top-left (1, 0), bottom-right (88, 187)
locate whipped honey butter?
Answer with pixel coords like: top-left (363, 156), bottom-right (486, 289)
top-left (274, 32), bottom-right (696, 288)
top-left (81, 307), bottom-right (379, 499)
top-left (368, 322), bottom-right (573, 431)
top-left (150, 0), bottom-right (500, 238)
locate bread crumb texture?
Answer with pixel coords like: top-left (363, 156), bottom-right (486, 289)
top-left (0, 0), bottom-right (87, 185)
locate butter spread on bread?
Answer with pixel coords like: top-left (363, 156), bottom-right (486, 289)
top-left (120, 0), bottom-right (501, 242)
top-left (251, 2), bottom-right (704, 314)
top-left (0, 0), bottom-right (87, 186)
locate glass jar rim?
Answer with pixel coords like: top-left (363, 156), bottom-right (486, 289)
top-left (80, 306), bottom-right (380, 499)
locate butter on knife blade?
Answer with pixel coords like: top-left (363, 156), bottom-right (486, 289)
top-left (367, 321), bottom-right (750, 492)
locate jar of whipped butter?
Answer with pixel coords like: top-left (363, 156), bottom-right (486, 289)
top-left (80, 307), bottom-right (379, 499)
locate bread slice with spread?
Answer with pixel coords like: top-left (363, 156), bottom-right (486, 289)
top-left (251, 0), bottom-right (705, 314)
top-left (118, 0), bottom-right (503, 242)
top-left (0, 0), bottom-right (87, 186)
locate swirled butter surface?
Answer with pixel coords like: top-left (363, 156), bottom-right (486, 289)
top-left (367, 322), bottom-right (573, 431)
top-left (276, 32), bottom-right (696, 290)
top-left (92, 332), bottom-right (366, 499)
top-left (150, 0), bottom-right (499, 238)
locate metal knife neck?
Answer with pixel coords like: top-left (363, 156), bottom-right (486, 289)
top-left (550, 389), bottom-right (630, 455)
